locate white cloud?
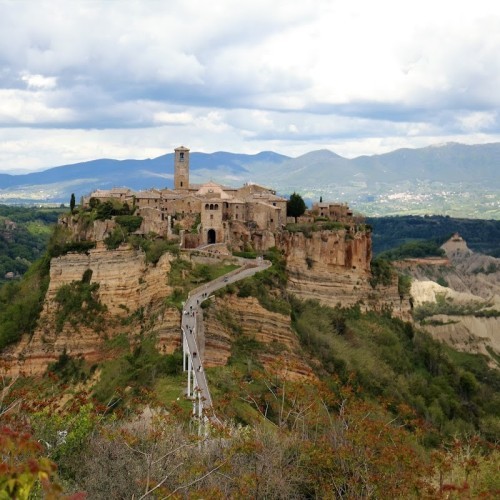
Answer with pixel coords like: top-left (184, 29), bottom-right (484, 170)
top-left (0, 89), bottom-right (73, 124)
top-left (0, 0), bottom-right (500, 171)
top-left (457, 111), bottom-right (497, 132)
top-left (152, 112), bottom-right (193, 125)
top-left (20, 72), bottom-right (57, 90)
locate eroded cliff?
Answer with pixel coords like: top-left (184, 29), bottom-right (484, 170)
top-left (201, 295), bottom-right (314, 380)
top-left (2, 246), bottom-right (182, 375)
top-left (277, 228), bottom-right (411, 319)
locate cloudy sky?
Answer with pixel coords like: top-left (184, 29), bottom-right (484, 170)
top-left (1, 0), bottom-right (500, 173)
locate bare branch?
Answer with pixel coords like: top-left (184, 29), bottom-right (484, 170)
top-left (138, 462), bottom-right (183, 500)
top-left (161, 460), bottom-right (227, 499)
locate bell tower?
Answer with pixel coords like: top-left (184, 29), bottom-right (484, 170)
top-left (174, 146), bottom-right (190, 191)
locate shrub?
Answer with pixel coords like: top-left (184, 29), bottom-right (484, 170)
top-left (47, 349), bottom-right (87, 383)
top-left (398, 274), bottom-right (412, 298)
top-left (54, 275), bottom-right (107, 332)
top-left (370, 258), bottom-right (394, 288)
top-left (115, 215), bottom-right (143, 232)
top-left (104, 226), bottom-right (125, 250)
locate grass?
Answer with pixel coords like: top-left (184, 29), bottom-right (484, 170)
top-left (25, 221), bottom-right (54, 236)
top-left (165, 257), bottom-right (207, 310)
top-left (206, 263), bottom-right (239, 279)
top-left (168, 258), bottom-right (239, 299)
top-left (154, 375), bottom-right (192, 412)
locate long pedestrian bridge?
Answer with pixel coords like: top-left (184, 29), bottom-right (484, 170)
top-left (180, 256), bottom-right (271, 424)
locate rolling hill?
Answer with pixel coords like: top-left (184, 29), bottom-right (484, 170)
top-left (1, 142), bottom-right (499, 218)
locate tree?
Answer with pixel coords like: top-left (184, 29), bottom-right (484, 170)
top-left (320, 196), bottom-right (323, 203)
top-left (70, 193), bottom-right (76, 214)
top-left (287, 192), bottom-right (306, 222)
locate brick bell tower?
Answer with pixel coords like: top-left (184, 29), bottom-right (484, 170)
top-left (174, 146), bottom-right (190, 191)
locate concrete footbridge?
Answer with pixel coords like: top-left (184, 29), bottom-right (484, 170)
top-left (181, 256), bottom-right (271, 423)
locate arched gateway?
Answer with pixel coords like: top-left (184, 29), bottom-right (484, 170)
top-left (207, 228), bottom-right (216, 244)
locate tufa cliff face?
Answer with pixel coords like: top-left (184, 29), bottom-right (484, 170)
top-left (277, 228), bottom-right (371, 307)
top-left (46, 245), bottom-right (174, 314)
top-left (276, 228), bottom-right (412, 319)
top-left (2, 247), bottom-right (182, 376)
top-left (2, 246), bottom-right (316, 380)
top-left (2, 225), bottom-right (413, 376)
top-left (201, 295), bottom-right (314, 380)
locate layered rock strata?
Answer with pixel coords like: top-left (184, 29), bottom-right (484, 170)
top-left (202, 295), bottom-right (314, 380)
top-left (278, 229), bottom-right (372, 307)
top-left (276, 228), bottom-right (412, 319)
top-left (2, 247), bottom-right (181, 375)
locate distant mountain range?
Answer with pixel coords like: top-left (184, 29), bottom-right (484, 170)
top-left (1, 142), bottom-right (499, 218)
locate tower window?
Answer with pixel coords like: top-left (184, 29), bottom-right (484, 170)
top-left (179, 152), bottom-right (184, 161)
top-left (180, 182), bottom-right (183, 187)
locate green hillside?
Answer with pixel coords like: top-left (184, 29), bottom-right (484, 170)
top-left (369, 215), bottom-right (500, 256)
top-left (1, 222), bottom-right (499, 497)
top-left (0, 204), bottom-right (64, 284)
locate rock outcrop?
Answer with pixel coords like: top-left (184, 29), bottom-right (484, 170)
top-left (2, 247), bottom-right (182, 376)
top-left (424, 315), bottom-right (500, 361)
top-left (277, 229), bottom-right (371, 307)
top-left (411, 280), bottom-right (500, 364)
top-left (202, 295), bottom-right (314, 380)
top-left (276, 228), bottom-right (411, 319)
top-left (46, 245), bottom-right (173, 314)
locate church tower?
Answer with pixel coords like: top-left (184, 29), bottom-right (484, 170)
top-left (174, 146), bottom-right (190, 191)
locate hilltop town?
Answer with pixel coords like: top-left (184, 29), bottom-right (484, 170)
top-left (81, 146), bottom-right (355, 252)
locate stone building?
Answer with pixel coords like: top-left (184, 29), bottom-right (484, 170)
top-left (311, 201), bottom-right (353, 221)
top-left (84, 146), bottom-right (288, 248)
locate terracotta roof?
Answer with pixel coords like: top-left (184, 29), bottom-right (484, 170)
top-left (135, 190), bottom-right (162, 199)
top-left (250, 193), bottom-right (286, 201)
top-left (109, 187), bottom-right (132, 194)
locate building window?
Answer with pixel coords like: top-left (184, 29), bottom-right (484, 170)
top-left (205, 204), bottom-right (209, 209)
top-left (180, 181), bottom-right (183, 187)
top-left (210, 204), bottom-right (214, 210)
top-left (210, 214), bottom-right (213, 220)
top-left (179, 152), bottom-right (184, 161)
top-left (214, 204), bottom-right (219, 210)
top-left (273, 202), bottom-right (276, 206)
